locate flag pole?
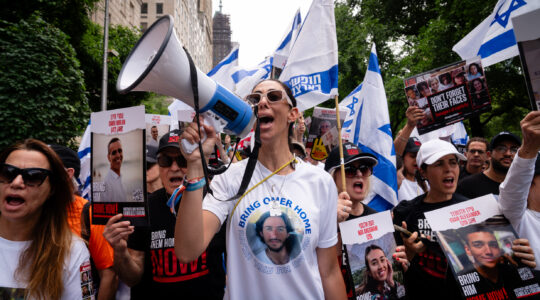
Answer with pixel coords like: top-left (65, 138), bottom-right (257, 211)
top-left (334, 95), bottom-right (346, 193)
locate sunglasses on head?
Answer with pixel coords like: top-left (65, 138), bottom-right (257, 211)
top-left (0, 163), bottom-right (52, 187)
top-left (157, 154), bottom-right (187, 168)
top-left (344, 164), bottom-right (373, 178)
top-left (246, 90), bottom-right (293, 106)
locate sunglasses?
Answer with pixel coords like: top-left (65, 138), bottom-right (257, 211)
top-left (344, 164), bottom-right (372, 178)
top-left (246, 90), bottom-right (293, 106)
top-left (0, 163), bottom-right (52, 187)
top-left (493, 145), bottom-right (519, 154)
top-left (157, 154), bottom-right (187, 168)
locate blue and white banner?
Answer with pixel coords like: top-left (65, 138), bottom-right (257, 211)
top-left (272, 8), bottom-right (302, 70)
top-left (279, 0), bottom-right (338, 112)
top-left (340, 45), bottom-right (398, 211)
top-left (78, 122), bottom-right (92, 200)
top-left (453, 0), bottom-right (540, 67)
top-left (233, 56), bottom-right (273, 99)
top-left (207, 45), bottom-right (240, 92)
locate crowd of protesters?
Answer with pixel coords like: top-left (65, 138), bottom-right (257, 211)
top-left (1, 78), bottom-right (539, 299)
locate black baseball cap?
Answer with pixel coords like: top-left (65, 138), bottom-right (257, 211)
top-left (146, 144), bottom-right (158, 164)
top-left (489, 131), bottom-right (521, 150)
top-left (49, 144), bottom-right (81, 178)
top-left (325, 142), bottom-right (378, 175)
top-left (404, 137), bottom-right (421, 154)
top-left (157, 129), bottom-right (183, 154)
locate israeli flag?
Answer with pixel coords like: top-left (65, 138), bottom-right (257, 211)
top-left (272, 8), bottom-right (302, 70)
top-left (232, 56), bottom-right (273, 99)
top-left (78, 121), bottom-right (92, 200)
top-left (207, 45), bottom-right (240, 91)
top-left (340, 45), bottom-right (398, 211)
top-left (453, 0), bottom-right (540, 67)
top-left (279, 0), bottom-right (338, 112)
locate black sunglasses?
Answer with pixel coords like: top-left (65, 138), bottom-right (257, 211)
top-left (157, 154), bottom-right (187, 168)
top-left (0, 163), bottom-right (52, 187)
top-left (344, 164), bottom-right (373, 178)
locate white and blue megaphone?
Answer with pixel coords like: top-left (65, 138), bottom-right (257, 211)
top-left (117, 15), bottom-right (255, 138)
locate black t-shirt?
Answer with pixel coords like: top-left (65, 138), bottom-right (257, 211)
top-left (457, 172), bottom-right (500, 199)
top-left (128, 188), bottom-right (226, 300)
top-left (340, 203), bottom-right (378, 300)
top-left (459, 165), bottom-right (472, 181)
top-left (392, 193), bottom-right (469, 300)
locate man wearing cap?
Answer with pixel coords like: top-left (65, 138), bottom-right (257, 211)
top-left (103, 130), bottom-right (226, 299)
top-left (393, 139), bottom-right (468, 299)
top-left (457, 131), bottom-right (521, 198)
top-left (498, 111), bottom-right (540, 270)
top-left (49, 144), bottom-right (117, 300)
top-left (145, 144), bottom-right (162, 194)
top-left (459, 137), bottom-right (489, 180)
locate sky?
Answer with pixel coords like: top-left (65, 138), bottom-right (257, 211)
top-left (212, 0), bottom-right (313, 67)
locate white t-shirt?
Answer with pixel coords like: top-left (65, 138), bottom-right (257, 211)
top-left (203, 159), bottom-right (338, 299)
top-left (498, 155), bottom-right (540, 270)
top-left (398, 178), bottom-right (425, 202)
top-left (101, 169), bottom-right (127, 202)
top-left (0, 235), bottom-right (93, 299)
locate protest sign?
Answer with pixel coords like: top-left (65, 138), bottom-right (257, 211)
top-left (306, 106), bottom-right (346, 149)
top-left (145, 114), bottom-right (170, 148)
top-left (404, 57), bottom-right (492, 135)
top-left (91, 106), bottom-right (148, 225)
top-left (339, 210), bottom-right (406, 300)
top-left (425, 195), bottom-right (540, 299)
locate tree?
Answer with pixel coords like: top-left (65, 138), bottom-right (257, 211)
top-left (335, 0), bottom-right (530, 138)
top-left (80, 22), bottom-right (150, 111)
top-left (0, 15), bottom-right (90, 150)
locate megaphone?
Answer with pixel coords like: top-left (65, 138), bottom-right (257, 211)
top-left (117, 15), bottom-right (255, 138)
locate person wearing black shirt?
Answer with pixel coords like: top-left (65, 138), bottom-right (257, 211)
top-left (104, 130), bottom-right (225, 299)
top-left (459, 137), bottom-right (489, 181)
top-left (457, 132), bottom-right (521, 198)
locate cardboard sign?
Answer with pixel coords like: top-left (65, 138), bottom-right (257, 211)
top-left (425, 195), bottom-right (540, 299)
top-left (90, 106), bottom-right (148, 226)
top-left (403, 57), bottom-right (492, 135)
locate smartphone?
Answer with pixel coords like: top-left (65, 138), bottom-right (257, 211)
top-left (394, 224), bottom-right (431, 244)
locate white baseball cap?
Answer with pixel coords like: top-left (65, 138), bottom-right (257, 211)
top-left (416, 139), bottom-right (466, 167)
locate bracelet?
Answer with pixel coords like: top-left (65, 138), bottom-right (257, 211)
top-left (186, 177), bottom-right (206, 191)
top-left (186, 176), bottom-right (204, 184)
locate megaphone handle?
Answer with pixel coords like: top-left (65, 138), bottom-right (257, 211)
top-left (180, 128), bottom-right (207, 154)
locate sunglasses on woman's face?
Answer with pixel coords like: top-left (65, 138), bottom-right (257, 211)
top-left (344, 164), bottom-right (373, 178)
top-left (246, 90), bottom-right (293, 106)
top-left (0, 163), bottom-right (52, 187)
top-left (157, 154), bottom-right (187, 168)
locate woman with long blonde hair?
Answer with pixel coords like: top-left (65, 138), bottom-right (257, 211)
top-left (0, 139), bottom-right (91, 299)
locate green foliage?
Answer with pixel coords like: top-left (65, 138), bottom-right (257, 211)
top-left (80, 22), bottom-right (150, 111)
top-left (0, 15), bottom-right (90, 150)
top-left (142, 94), bottom-right (171, 115)
top-left (335, 0), bottom-right (530, 138)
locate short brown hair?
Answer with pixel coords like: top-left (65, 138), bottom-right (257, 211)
top-left (465, 137), bottom-right (488, 151)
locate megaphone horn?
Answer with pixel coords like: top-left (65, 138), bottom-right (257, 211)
top-left (117, 15), bottom-right (254, 137)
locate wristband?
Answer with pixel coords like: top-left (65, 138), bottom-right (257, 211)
top-left (186, 177), bottom-right (206, 191)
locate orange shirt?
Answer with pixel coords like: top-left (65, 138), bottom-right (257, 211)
top-left (68, 195), bottom-right (114, 270)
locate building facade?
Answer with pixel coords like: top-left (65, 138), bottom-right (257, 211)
top-left (212, 9), bottom-right (232, 67)
top-left (90, 0), bottom-right (213, 73)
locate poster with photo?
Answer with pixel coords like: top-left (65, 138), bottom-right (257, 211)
top-left (403, 57), bottom-right (492, 134)
top-left (306, 107), bottom-right (347, 149)
top-left (425, 195), bottom-right (540, 299)
top-left (91, 105), bottom-right (148, 226)
top-left (339, 210), bottom-right (406, 300)
top-left (145, 114), bottom-right (170, 148)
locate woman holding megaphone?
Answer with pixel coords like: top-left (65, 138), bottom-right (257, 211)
top-left (174, 79), bottom-right (347, 299)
